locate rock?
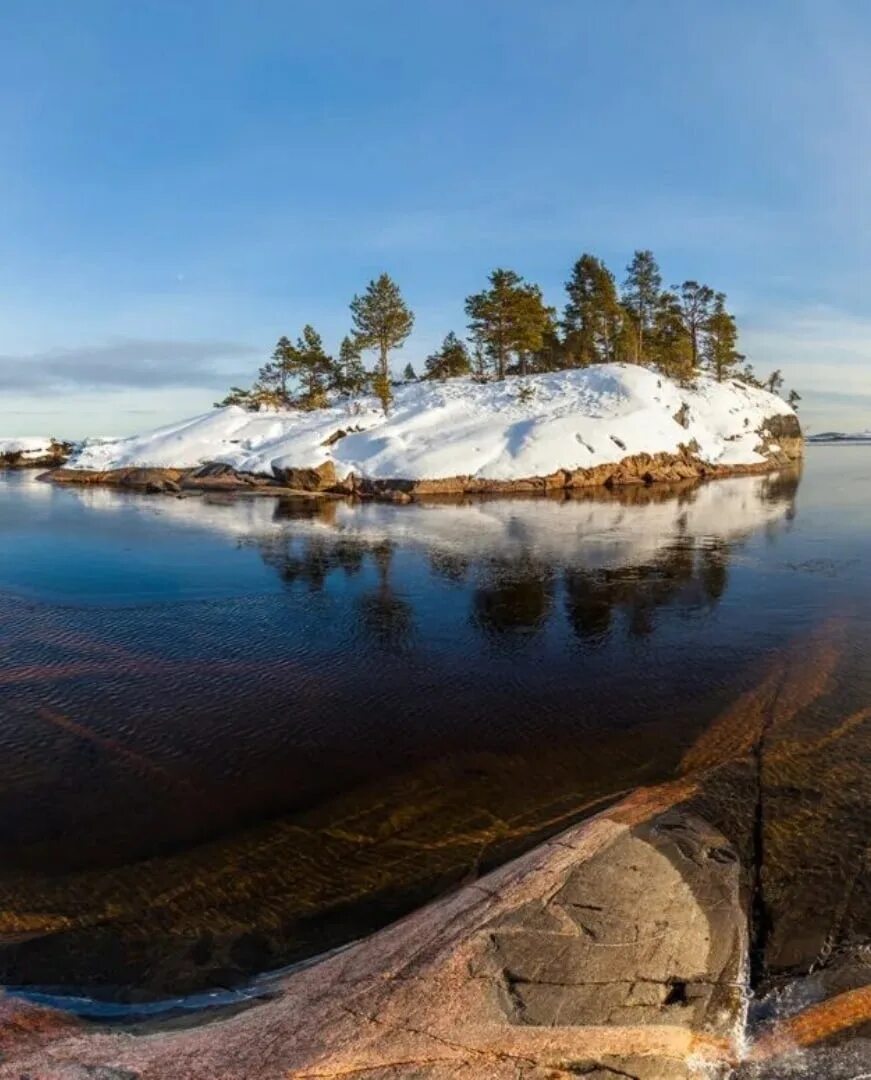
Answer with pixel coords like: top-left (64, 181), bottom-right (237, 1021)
top-left (754, 413), bottom-right (804, 465)
top-left (273, 460), bottom-right (337, 491)
top-left (0, 794), bottom-right (748, 1079)
top-left (118, 469), bottom-right (182, 493)
top-left (186, 462), bottom-right (238, 479)
top-left (320, 426), bottom-right (361, 447)
top-left (180, 463), bottom-right (265, 491)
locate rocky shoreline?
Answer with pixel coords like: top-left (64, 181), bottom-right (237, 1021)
top-left (41, 414), bottom-right (803, 503)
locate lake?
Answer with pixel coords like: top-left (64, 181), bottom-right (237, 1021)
top-left (0, 448), bottom-right (869, 1016)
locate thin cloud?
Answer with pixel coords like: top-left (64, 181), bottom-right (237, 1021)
top-left (0, 338), bottom-right (258, 392)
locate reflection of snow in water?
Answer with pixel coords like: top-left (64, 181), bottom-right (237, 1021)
top-left (0, 470), bottom-right (54, 497)
top-left (52, 472), bottom-right (796, 572)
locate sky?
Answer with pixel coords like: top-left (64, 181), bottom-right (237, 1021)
top-left (1, 0), bottom-right (871, 437)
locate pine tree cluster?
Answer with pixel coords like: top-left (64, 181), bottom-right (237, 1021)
top-left (219, 252), bottom-right (797, 414)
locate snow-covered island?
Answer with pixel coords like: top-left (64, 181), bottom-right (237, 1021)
top-left (0, 437), bottom-right (73, 468)
top-left (51, 364), bottom-right (802, 498)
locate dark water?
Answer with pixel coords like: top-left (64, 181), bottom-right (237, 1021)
top-left (0, 450), bottom-right (869, 1008)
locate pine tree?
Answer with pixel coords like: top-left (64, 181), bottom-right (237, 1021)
top-left (403, 362), bottom-right (416, 382)
top-left (563, 254), bottom-right (622, 366)
top-left (531, 322), bottom-right (566, 373)
top-left (372, 369), bottom-right (393, 414)
top-left (648, 291), bottom-right (694, 384)
top-left (622, 250), bottom-right (662, 364)
top-left (424, 332), bottom-right (472, 380)
top-left (675, 281), bottom-right (715, 375)
top-left (472, 344), bottom-right (488, 381)
top-left (765, 369), bottom-right (784, 395)
top-left (740, 363), bottom-right (763, 388)
top-left (333, 335), bottom-right (369, 397)
top-left (512, 283), bottom-right (554, 376)
top-left (255, 336), bottom-right (296, 407)
top-left (292, 325), bottom-right (333, 409)
top-left (350, 273), bottom-right (414, 385)
top-left (787, 388), bottom-right (801, 411)
top-left (465, 269), bottom-right (552, 379)
top-left (703, 293), bottom-right (744, 382)
top-left (215, 386), bottom-right (254, 409)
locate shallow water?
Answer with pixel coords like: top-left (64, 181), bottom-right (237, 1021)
top-left (0, 449), bottom-right (868, 1006)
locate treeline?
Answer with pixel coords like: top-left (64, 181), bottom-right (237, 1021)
top-left (219, 251), bottom-right (799, 413)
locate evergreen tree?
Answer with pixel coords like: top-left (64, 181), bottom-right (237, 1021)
top-left (622, 250), bottom-right (662, 364)
top-left (512, 283), bottom-right (554, 376)
top-left (675, 281), bottom-right (715, 374)
top-left (332, 335), bottom-right (369, 397)
top-left (372, 369), bottom-right (393, 414)
top-left (350, 273), bottom-right (414, 384)
top-left (740, 362), bottom-right (763, 388)
top-left (563, 254), bottom-right (622, 366)
top-left (465, 269), bottom-right (552, 379)
top-left (472, 344), bottom-right (488, 381)
top-left (255, 336), bottom-right (296, 407)
top-left (765, 369), bottom-right (784, 395)
top-left (424, 332), bottom-right (472, 380)
top-left (215, 386), bottom-right (254, 409)
top-left (403, 362), bottom-right (417, 381)
top-left (292, 324), bottom-right (333, 409)
top-left (531, 321), bottom-right (566, 373)
top-left (787, 388), bottom-right (801, 411)
top-left (703, 293), bottom-right (744, 381)
top-left (648, 291), bottom-right (694, 384)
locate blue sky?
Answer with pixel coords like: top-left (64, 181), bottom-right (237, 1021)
top-left (1, 0), bottom-right (870, 436)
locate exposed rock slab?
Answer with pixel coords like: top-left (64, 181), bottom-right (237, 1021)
top-left (0, 783), bottom-right (747, 1079)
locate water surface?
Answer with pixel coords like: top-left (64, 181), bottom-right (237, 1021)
top-left (0, 450), bottom-right (868, 1006)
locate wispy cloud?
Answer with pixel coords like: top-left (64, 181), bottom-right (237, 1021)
top-left (0, 338), bottom-right (257, 392)
top-left (743, 308), bottom-right (871, 392)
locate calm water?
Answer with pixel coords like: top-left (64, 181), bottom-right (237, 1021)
top-left (0, 449), bottom-right (869, 1006)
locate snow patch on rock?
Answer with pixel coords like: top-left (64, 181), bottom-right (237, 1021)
top-left (0, 437), bottom-right (58, 461)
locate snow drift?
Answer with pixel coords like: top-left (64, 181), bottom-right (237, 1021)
top-left (68, 365), bottom-right (798, 482)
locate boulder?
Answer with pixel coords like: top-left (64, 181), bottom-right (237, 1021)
top-left (0, 795), bottom-right (748, 1079)
top-left (273, 460), bottom-right (337, 491)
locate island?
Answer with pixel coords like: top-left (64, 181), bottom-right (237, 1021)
top-left (42, 364), bottom-right (802, 500)
top-left (0, 437), bottom-right (72, 469)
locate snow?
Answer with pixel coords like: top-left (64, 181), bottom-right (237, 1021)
top-left (68, 364), bottom-right (796, 480)
top-left (0, 437), bottom-right (57, 460)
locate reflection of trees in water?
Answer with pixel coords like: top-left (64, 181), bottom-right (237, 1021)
top-left (358, 541), bottom-right (414, 648)
top-left (428, 550), bottom-right (471, 584)
top-left (256, 474), bottom-right (799, 646)
top-left (471, 557), bottom-right (555, 638)
top-left (258, 532), bottom-right (368, 590)
top-left (564, 538), bottom-right (730, 642)
top-left (257, 505), bottom-right (413, 648)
